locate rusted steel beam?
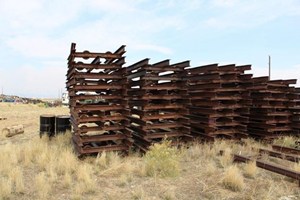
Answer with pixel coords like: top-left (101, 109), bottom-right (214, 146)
top-left (141, 76), bottom-right (181, 81)
top-left (169, 60), bottom-right (190, 68)
top-left (70, 94), bottom-right (123, 101)
top-left (143, 104), bottom-right (184, 110)
top-left (152, 59), bottom-right (170, 67)
top-left (73, 73), bottom-right (122, 79)
top-left (72, 85), bottom-right (123, 90)
top-left (74, 105), bottom-right (124, 112)
top-left (233, 154), bottom-right (300, 186)
top-left (75, 115), bottom-right (126, 123)
top-left (272, 145), bottom-right (300, 155)
top-left (73, 134), bottom-right (128, 144)
top-left (185, 64), bottom-right (218, 74)
top-left (76, 125), bottom-right (126, 133)
top-left (144, 131), bottom-right (185, 139)
top-left (141, 113), bottom-right (181, 120)
top-left (142, 123), bottom-right (182, 130)
top-left (73, 52), bottom-right (122, 59)
top-left (126, 58), bottom-right (150, 73)
top-left (235, 65), bottom-right (252, 72)
top-left (259, 148), bottom-right (300, 162)
top-left (71, 63), bottom-right (121, 70)
top-left (143, 66), bottom-right (183, 72)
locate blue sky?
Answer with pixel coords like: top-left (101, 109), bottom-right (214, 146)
top-left (0, 0), bottom-right (299, 98)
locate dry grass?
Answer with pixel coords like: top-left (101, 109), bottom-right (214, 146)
top-left (273, 136), bottom-right (297, 148)
top-left (0, 178), bottom-right (12, 199)
top-left (35, 172), bottom-right (50, 199)
top-left (219, 147), bottom-right (233, 168)
top-left (0, 103), bottom-right (300, 200)
top-left (222, 165), bottom-right (245, 191)
top-left (243, 161), bottom-right (257, 178)
top-left (9, 167), bottom-right (25, 194)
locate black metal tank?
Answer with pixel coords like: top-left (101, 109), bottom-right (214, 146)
top-left (40, 114), bottom-right (55, 137)
top-left (55, 115), bottom-right (71, 134)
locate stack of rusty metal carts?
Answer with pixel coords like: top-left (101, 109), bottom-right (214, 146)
top-left (247, 78), bottom-right (297, 139)
top-left (186, 64), bottom-right (252, 140)
top-left (291, 87), bottom-right (300, 135)
top-left (125, 59), bottom-right (191, 152)
top-left (66, 43), bottom-right (132, 156)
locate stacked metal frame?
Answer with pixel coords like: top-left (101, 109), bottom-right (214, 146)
top-left (186, 64), bottom-right (252, 140)
top-left (126, 59), bottom-right (191, 152)
top-left (247, 78), bottom-right (297, 139)
top-left (66, 43), bottom-right (132, 156)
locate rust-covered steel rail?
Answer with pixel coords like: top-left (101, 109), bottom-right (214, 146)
top-left (272, 145), bottom-right (300, 155)
top-left (259, 148), bottom-right (300, 162)
top-left (233, 154), bottom-right (300, 186)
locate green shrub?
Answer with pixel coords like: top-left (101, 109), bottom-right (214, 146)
top-left (144, 140), bottom-right (180, 178)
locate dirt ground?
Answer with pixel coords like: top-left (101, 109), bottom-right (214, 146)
top-left (0, 102), bottom-right (300, 200)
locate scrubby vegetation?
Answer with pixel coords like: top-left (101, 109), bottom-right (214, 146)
top-left (0, 103), bottom-right (300, 199)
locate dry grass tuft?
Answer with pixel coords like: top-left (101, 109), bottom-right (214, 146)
top-left (95, 151), bottom-right (108, 169)
top-left (9, 167), bottom-right (25, 193)
top-left (95, 152), bottom-right (138, 177)
top-left (56, 149), bottom-right (78, 175)
top-left (273, 136), bottom-right (297, 148)
top-left (293, 162), bottom-right (300, 172)
top-left (62, 172), bottom-right (73, 188)
top-left (144, 140), bottom-right (180, 178)
top-left (76, 164), bottom-right (96, 193)
top-left (35, 172), bottom-right (50, 199)
top-left (161, 189), bottom-right (176, 200)
top-left (243, 161), bottom-right (257, 178)
top-left (0, 178), bottom-right (12, 199)
top-left (117, 174), bottom-right (133, 187)
top-left (222, 165), bottom-right (245, 192)
top-left (219, 148), bottom-right (233, 168)
top-left (131, 186), bottom-right (146, 200)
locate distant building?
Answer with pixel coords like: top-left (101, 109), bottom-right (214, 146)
top-left (62, 92), bottom-right (69, 105)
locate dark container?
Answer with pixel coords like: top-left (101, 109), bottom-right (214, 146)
top-left (40, 114), bottom-right (55, 137)
top-left (55, 115), bottom-right (71, 134)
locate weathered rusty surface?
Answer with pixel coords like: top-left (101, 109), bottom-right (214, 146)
top-left (67, 43), bottom-right (131, 156)
top-left (126, 59), bottom-right (191, 150)
top-left (247, 77), bottom-right (298, 139)
top-left (186, 64), bottom-right (252, 139)
top-left (233, 154), bottom-right (300, 186)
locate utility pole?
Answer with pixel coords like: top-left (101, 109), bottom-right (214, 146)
top-left (268, 55), bottom-right (271, 80)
